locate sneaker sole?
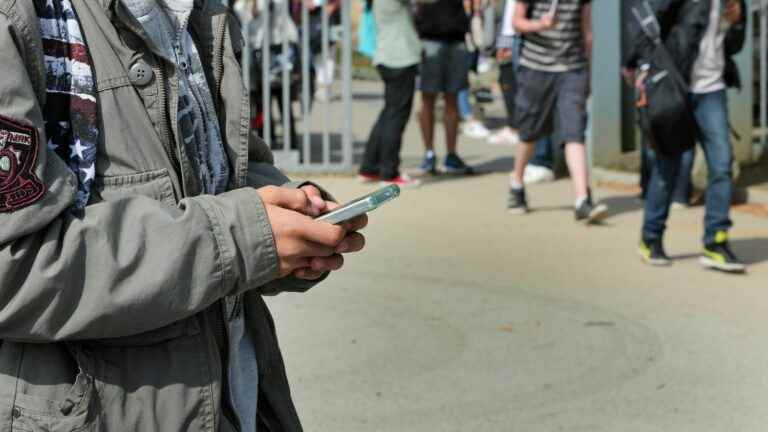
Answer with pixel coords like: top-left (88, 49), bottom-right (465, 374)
top-left (585, 204), bottom-right (609, 224)
top-left (637, 250), bottom-right (672, 267)
top-left (699, 256), bottom-right (746, 273)
top-left (507, 207), bottom-right (529, 215)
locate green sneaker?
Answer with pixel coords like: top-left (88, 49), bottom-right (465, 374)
top-left (638, 238), bottom-right (672, 267)
top-left (700, 231), bottom-right (746, 273)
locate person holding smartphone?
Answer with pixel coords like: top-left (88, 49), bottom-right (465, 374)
top-left (0, 1), bottom-right (366, 431)
top-left (624, 0), bottom-right (747, 272)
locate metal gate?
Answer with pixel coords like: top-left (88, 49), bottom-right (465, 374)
top-left (239, 0), bottom-right (355, 172)
top-left (753, 0), bottom-right (768, 158)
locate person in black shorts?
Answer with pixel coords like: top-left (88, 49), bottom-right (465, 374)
top-left (507, 0), bottom-right (608, 223)
top-left (414, 0), bottom-right (475, 175)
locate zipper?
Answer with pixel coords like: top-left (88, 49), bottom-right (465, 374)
top-left (153, 62), bottom-right (182, 177)
top-left (211, 13), bottom-right (251, 189)
top-left (210, 13), bottom-right (245, 320)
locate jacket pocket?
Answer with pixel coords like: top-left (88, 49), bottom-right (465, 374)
top-left (9, 345), bottom-right (97, 432)
top-left (93, 168), bottom-right (177, 206)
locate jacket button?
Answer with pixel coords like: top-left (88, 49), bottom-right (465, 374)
top-left (11, 407), bottom-right (20, 418)
top-left (129, 60), bottom-right (154, 86)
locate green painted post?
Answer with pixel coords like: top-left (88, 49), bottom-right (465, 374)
top-left (590, 0), bottom-right (624, 168)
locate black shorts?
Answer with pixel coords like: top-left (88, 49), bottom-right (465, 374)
top-left (419, 40), bottom-right (470, 94)
top-left (514, 66), bottom-right (589, 144)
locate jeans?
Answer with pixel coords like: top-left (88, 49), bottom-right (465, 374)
top-left (640, 144), bottom-right (694, 204)
top-left (530, 136), bottom-right (554, 169)
top-left (642, 89), bottom-right (734, 245)
top-left (458, 88), bottom-right (472, 120)
top-left (360, 65), bottom-right (417, 180)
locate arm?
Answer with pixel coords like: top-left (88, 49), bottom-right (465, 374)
top-left (723, 0), bottom-right (746, 56)
top-left (513, 1), bottom-right (555, 34)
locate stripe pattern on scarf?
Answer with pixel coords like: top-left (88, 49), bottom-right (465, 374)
top-left (36, 0), bottom-right (99, 210)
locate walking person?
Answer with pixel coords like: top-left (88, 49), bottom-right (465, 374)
top-left (507, 0), bottom-right (607, 222)
top-left (625, 0), bottom-right (747, 272)
top-left (359, 0), bottom-right (423, 187)
top-left (490, 0), bottom-right (555, 185)
top-left (415, 0), bottom-right (475, 175)
top-left (0, 1), bottom-right (368, 431)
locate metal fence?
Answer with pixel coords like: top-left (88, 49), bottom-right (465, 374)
top-left (753, 0), bottom-right (768, 157)
top-left (240, 0), bottom-right (355, 172)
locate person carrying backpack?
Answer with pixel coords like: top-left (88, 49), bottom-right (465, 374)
top-left (624, 0), bottom-right (747, 273)
top-left (0, 1), bottom-right (368, 431)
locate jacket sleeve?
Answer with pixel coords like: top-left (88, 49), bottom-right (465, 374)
top-left (245, 143), bottom-right (334, 295)
top-left (724, 0), bottom-right (747, 57)
top-left (0, 12), bottom-right (280, 342)
top-left (622, 0), bottom-right (685, 69)
top-left (622, 0), bottom-right (645, 68)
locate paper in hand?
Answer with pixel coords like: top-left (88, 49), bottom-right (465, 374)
top-left (548, 0), bottom-right (559, 17)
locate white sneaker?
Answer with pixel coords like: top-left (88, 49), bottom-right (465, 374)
top-left (488, 127), bottom-right (519, 147)
top-left (461, 120), bottom-right (491, 139)
top-left (523, 165), bottom-right (555, 185)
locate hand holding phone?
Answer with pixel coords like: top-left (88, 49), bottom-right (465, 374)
top-left (315, 184), bottom-right (400, 225)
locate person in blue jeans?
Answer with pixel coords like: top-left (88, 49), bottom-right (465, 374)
top-left (625, 0), bottom-right (746, 272)
top-left (640, 145), bottom-right (694, 207)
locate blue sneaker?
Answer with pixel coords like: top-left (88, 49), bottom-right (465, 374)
top-left (420, 152), bottom-right (437, 175)
top-left (443, 153), bottom-right (474, 175)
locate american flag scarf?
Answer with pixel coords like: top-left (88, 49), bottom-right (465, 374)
top-left (36, 0), bottom-right (99, 211)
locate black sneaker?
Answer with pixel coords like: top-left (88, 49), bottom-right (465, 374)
top-left (443, 153), bottom-right (474, 175)
top-left (574, 197), bottom-right (608, 224)
top-left (508, 187), bottom-right (528, 214)
top-left (638, 238), bottom-right (672, 266)
top-left (700, 231), bottom-right (746, 273)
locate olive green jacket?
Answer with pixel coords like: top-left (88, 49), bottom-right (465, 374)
top-left (0, 0), bottom-right (313, 430)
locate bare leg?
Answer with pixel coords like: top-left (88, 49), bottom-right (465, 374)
top-left (443, 93), bottom-right (459, 154)
top-left (420, 92), bottom-right (437, 152)
top-left (564, 142), bottom-right (589, 200)
top-left (512, 141), bottom-right (536, 186)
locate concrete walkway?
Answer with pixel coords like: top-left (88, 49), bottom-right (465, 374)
top-left (267, 81), bottom-right (768, 431)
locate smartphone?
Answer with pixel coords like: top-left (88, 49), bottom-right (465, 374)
top-left (315, 184), bottom-right (400, 225)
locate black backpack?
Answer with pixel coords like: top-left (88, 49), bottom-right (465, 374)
top-left (631, 1), bottom-right (696, 157)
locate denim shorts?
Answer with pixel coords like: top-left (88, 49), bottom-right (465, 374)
top-left (419, 39), bottom-right (470, 94)
top-left (514, 66), bottom-right (589, 144)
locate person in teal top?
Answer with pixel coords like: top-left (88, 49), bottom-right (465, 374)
top-left (359, 0), bottom-right (423, 187)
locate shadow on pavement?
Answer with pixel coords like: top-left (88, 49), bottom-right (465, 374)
top-left (598, 194), bottom-right (644, 219)
top-left (404, 156), bottom-right (516, 187)
top-left (473, 156), bottom-right (515, 173)
top-left (730, 238), bottom-right (768, 265)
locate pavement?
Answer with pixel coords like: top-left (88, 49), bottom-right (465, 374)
top-left (265, 81), bottom-right (768, 431)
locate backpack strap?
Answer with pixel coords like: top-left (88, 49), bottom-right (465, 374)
top-left (631, 1), bottom-right (662, 45)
